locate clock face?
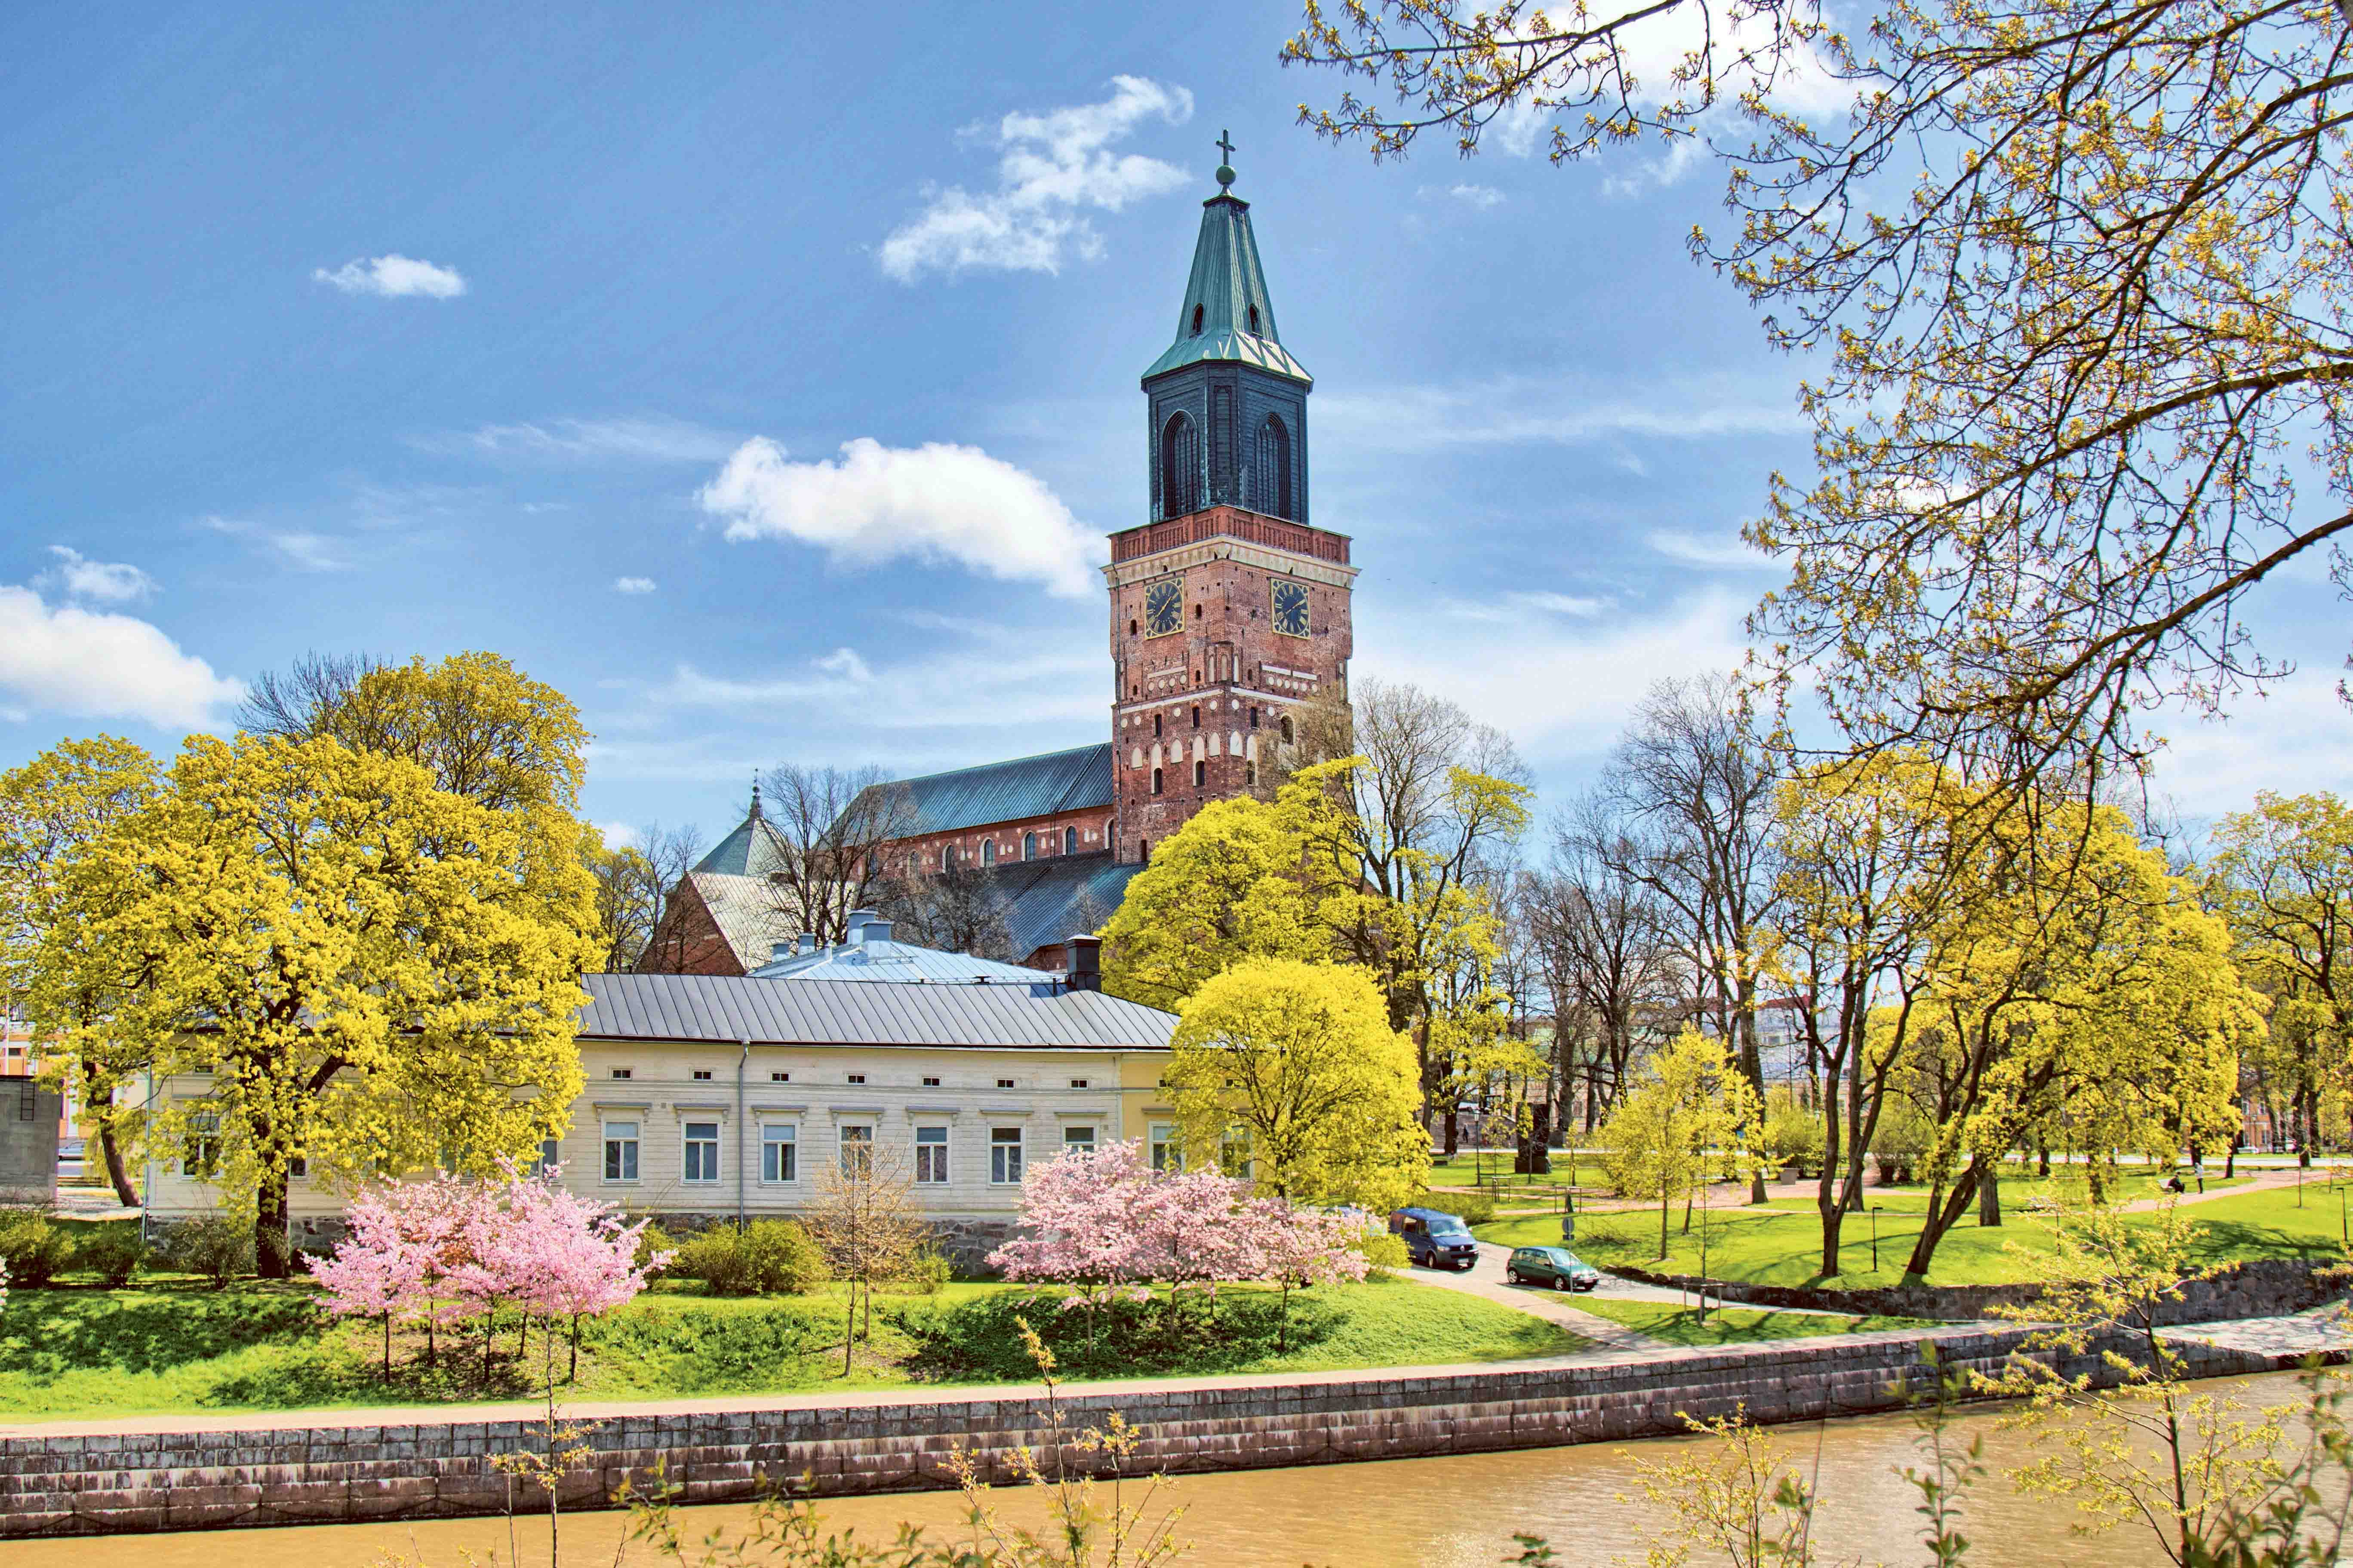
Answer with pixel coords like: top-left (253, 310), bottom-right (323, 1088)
top-left (1144, 578), bottom-right (1183, 638)
top-left (1271, 580), bottom-right (1310, 638)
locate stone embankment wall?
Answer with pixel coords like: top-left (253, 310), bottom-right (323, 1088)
top-left (0, 1327), bottom-right (2314, 1540)
top-left (1611, 1257), bottom-right (2344, 1324)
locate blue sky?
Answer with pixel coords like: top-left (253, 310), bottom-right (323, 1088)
top-left (4, 0), bottom-right (2344, 847)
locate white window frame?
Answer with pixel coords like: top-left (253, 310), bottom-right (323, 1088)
top-left (761, 1122), bottom-right (799, 1184)
top-left (602, 1119), bottom-right (640, 1184)
top-left (915, 1124), bottom-right (950, 1185)
top-left (839, 1122), bottom-right (874, 1178)
top-left (990, 1126), bottom-right (1025, 1185)
top-left (1062, 1124), bottom-right (1098, 1156)
top-left (1149, 1122), bottom-right (1180, 1173)
top-left (682, 1119), bottom-right (721, 1184)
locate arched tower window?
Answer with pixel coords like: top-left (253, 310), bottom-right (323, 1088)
top-left (1252, 415), bottom-right (1293, 520)
top-left (1023, 832), bottom-right (1037, 861)
top-left (1160, 412), bottom-right (1201, 518)
top-left (1246, 304), bottom-right (1261, 334)
top-left (1190, 303), bottom-right (1205, 335)
top-left (981, 839), bottom-right (996, 867)
top-left (1064, 827), bottom-right (1078, 854)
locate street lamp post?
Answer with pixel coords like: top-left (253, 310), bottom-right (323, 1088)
top-left (1870, 1206), bottom-right (1880, 1274)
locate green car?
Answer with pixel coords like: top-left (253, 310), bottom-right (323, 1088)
top-left (1507, 1246), bottom-right (1601, 1292)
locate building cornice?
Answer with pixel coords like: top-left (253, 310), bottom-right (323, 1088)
top-left (1103, 537), bottom-right (1358, 592)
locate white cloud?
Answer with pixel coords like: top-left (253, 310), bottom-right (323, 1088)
top-left (595, 821), bottom-right (639, 849)
top-left (698, 436), bottom-right (1100, 598)
top-left (0, 584), bottom-right (241, 729)
top-left (1443, 590), bottom-right (1610, 623)
top-left (815, 647), bottom-right (873, 683)
top-left (1364, 587), bottom-right (1754, 765)
top-left (1423, 183), bottom-right (1506, 209)
top-left (879, 77), bottom-right (1193, 282)
top-left (201, 516), bottom-right (350, 572)
top-left (1646, 529), bottom-right (1783, 571)
top-left (1319, 374), bottom-right (1806, 450)
top-left (2150, 675), bottom-right (2353, 822)
top-left (312, 254), bottom-right (468, 299)
top-left (43, 546), bottom-right (157, 603)
top-left (614, 577), bottom-right (658, 595)
top-left (413, 416), bottom-right (739, 465)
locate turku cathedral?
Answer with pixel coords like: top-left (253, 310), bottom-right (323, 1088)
top-left (652, 157), bottom-right (1356, 972)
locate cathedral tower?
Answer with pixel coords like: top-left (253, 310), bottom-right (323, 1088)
top-left (1105, 144), bottom-right (1357, 864)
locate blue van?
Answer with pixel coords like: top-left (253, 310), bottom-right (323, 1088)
top-left (1388, 1207), bottom-right (1480, 1271)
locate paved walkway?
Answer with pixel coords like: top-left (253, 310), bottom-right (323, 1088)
top-left (2164, 1303), bottom-right (2353, 1358)
top-left (1392, 1243), bottom-right (1666, 1349)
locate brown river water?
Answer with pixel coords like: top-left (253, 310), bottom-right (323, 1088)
top-left (11, 1371), bottom-right (2335, 1568)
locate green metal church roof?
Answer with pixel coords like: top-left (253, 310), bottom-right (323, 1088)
top-left (874, 743), bottom-right (1114, 838)
top-left (1140, 185), bottom-right (1311, 387)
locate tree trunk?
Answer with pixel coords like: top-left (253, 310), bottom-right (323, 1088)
top-left (255, 1171), bottom-right (293, 1279)
top-left (1903, 1170), bottom-right (1980, 1279)
top-left (1978, 1162), bottom-right (2001, 1227)
top-left (97, 1121), bottom-right (138, 1208)
top-left (2037, 1141), bottom-right (2052, 1178)
top-left (1443, 1112), bottom-right (1460, 1158)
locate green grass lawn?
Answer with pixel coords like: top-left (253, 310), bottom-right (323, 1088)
top-left (1566, 1296), bottom-right (1940, 1346)
top-left (1425, 1153), bottom-right (1611, 1192)
top-left (0, 1274), bottom-right (1585, 1423)
top-left (1480, 1178), bottom-right (2353, 1289)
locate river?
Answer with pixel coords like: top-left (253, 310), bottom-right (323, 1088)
top-left (10, 1371), bottom-right (2333, 1567)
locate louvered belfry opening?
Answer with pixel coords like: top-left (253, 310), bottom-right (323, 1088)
top-left (1160, 411), bottom-right (1202, 517)
top-left (1253, 414), bottom-right (1292, 520)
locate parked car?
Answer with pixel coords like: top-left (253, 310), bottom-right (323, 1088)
top-left (1506, 1246), bottom-right (1601, 1292)
top-left (1389, 1207), bottom-right (1480, 1271)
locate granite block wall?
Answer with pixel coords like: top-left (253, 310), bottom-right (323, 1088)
top-left (0, 1328), bottom-right (2306, 1540)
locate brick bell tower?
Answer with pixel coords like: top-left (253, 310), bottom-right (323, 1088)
top-left (1106, 138), bottom-right (1356, 865)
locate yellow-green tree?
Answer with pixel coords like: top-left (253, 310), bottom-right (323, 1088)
top-left (37, 733), bottom-right (599, 1276)
top-left (1601, 1029), bottom-right (1763, 1261)
top-left (1898, 802), bottom-right (2258, 1276)
top-left (1165, 957), bottom-right (1427, 1211)
top-left (0, 736), bottom-right (162, 1204)
top-left (1099, 794), bottom-right (1344, 1009)
top-left (2207, 792), bottom-right (2353, 1165)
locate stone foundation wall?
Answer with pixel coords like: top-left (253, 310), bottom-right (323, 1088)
top-left (0, 1327), bottom-right (2314, 1539)
top-left (1612, 1256), bottom-right (2346, 1324)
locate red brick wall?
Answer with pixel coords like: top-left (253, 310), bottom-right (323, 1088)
top-left (878, 810), bottom-right (1118, 876)
top-left (638, 879), bottom-right (747, 976)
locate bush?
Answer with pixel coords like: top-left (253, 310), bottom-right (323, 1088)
top-left (75, 1227), bottom-right (145, 1288)
top-left (158, 1214), bottom-right (253, 1286)
top-left (0, 1209), bottom-right (71, 1288)
top-left (1410, 1192), bottom-right (1495, 1226)
top-left (635, 1221), bottom-right (680, 1280)
top-left (895, 1245), bottom-right (950, 1296)
top-left (676, 1220), bottom-right (824, 1296)
top-left (1357, 1231), bottom-right (1410, 1279)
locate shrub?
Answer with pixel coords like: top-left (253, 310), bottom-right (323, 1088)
top-left (0, 1209), bottom-right (71, 1288)
top-left (677, 1220), bottom-right (824, 1296)
top-left (895, 1245), bottom-right (950, 1296)
top-left (159, 1214), bottom-right (254, 1286)
top-left (635, 1221), bottom-right (680, 1280)
top-left (76, 1227), bottom-right (145, 1288)
top-left (1410, 1192), bottom-right (1495, 1226)
top-left (1356, 1230), bottom-right (1410, 1279)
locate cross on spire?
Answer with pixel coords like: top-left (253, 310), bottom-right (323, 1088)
top-left (1215, 128), bottom-right (1235, 163)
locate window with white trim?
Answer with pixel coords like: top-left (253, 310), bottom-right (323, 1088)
top-left (603, 1120), bottom-right (640, 1182)
top-left (915, 1125), bottom-right (949, 1184)
top-left (840, 1123), bottom-right (874, 1178)
top-left (990, 1127), bottom-right (1024, 1184)
top-left (762, 1124), bottom-right (797, 1183)
top-left (1149, 1123), bottom-right (1180, 1173)
top-left (683, 1120), bottom-right (720, 1183)
top-left (182, 1110), bottom-right (221, 1178)
top-left (1063, 1125), bottom-right (1097, 1155)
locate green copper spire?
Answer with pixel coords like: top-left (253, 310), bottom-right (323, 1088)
top-left (1140, 133), bottom-right (1311, 387)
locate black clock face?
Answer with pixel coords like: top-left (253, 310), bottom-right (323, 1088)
top-left (1272, 580), bottom-right (1310, 638)
top-left (1144, 578), bottom-right (1183, 637)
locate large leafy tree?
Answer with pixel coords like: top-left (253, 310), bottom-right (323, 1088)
top-left (1600, 1028), bottom-right (1764, 1261)
top-left (2206, 791), bottom-right (2353, 1162)
top-left (1099, 793), bottom-right (1344, 1009)
top-left (1289, 0), bottom-right (2353, 797)
top-left (1166, 957), bottom-right (1428, 1211)
top-left (39, 733), bottom-right (598, 1277)
top-left (0, 737), bottom-right (162, 1204)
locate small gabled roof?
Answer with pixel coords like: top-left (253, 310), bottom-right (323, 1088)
top-left (577, 972), bottom-right (1176, 1051)
top-left (749, 924), bottom-right (1056, 985)
top-left (681, 872), bottom-right (797, 972)
top-left (862, 744), bottom-right (1113, 838)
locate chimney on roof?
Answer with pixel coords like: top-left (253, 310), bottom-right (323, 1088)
top-left (1064, 935), bottom-right (1102, 992)
top-left (796, 932), bottom-right (817, 955)
top-left (843, 909), bottom-right (880, 945)
top-left (769, 941), bottom-right (793, 964)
